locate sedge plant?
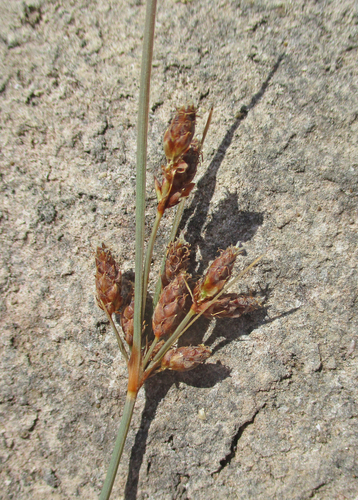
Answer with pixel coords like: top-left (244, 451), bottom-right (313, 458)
top-left (96, 0), bottom-right (263, 498)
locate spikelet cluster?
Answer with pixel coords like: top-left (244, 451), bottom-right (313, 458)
top-left (192, 246), bottom-right (261, 318)
top-left (95, 237), bottom-right (261, 376)
top-left (163, 104), bottom-right (196, 161)
top-left (94, 106), bottom-right (263, 381)
top-left (202, 293), bottom-right (261, 318)
top-left (155, 105), bottom-right (201, 214)
top-left (194, 246), bottom-right (239, 305)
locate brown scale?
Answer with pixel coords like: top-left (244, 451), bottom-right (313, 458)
top-left (95, 244), bottom-right (122, 315)
top-left (163, 104), bottom-right (196, 162)
top-left (121, 295), bottom-right (134, 346)
top-left (161, 345), bottom-right (211, 372)
top-left (161, 238), bottom-right (191, 288)
top-left (152, 273), bottom-right (189, 339)
top-left (165, 140), bottom-right (201, 209)
top-left (202, 293), bottom-right (261, 318)
top-left (193, 245), bottom-right (239, 307)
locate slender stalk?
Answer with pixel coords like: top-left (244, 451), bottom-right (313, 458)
top-left (221, 254), bottom-right (264, 295)
top-left (100, 300), bottom-right (129, 362)
top-left (142, 209), bottom-right (163, 316)
top-left (169, 199), bottom-right (186, 242)
top-left (142, 335), bottom-right (159, 368)
top-left (152, 200), bottom-right (185, 308)
top-left (200, 107), bottom-right (213, 151)
top-left (133, 0), bottom-right (157, 359)
top-left (99, 391), bottom-right (137, 500)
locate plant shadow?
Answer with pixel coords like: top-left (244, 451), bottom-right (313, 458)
top-left (123, 361), bottom-right (231, 500)
top-left (186, 191), bottom-right (264, 277)
top-left (124, 54), bottom-right (284, 499)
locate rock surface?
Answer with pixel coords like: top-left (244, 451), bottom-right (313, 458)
top-left (0, 0), bottom-right (357, 499)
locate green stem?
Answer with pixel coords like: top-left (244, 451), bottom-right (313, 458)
top-left (142, 335), bottom-right (159, 368)
top-left (142, 209), bottom-right (162, 317)
top-left (132, 0), bottom-right (157, 359)
top-left (100, 1), bottom-right (157, 498)
top-left (100, 301), bottom-right (129, 363)
top-left (99, 391), bottom-right (137, 500)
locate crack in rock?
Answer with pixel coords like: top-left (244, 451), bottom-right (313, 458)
top-left (211, 406), bottom-right (263, 475)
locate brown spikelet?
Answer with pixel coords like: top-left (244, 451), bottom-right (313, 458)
top-left (163, 105), bottom-right (196, 161)
top-left (121, 295), bottom-right (134, 346)
top-left (193, 246), bottom-right (239, 306)
top-left (153, 273), bottom-right (189, 339)
top-left (95, 244), bottom-right (122, 315)
top-left (161, 238), bottom-right (191, 288)
top-left (161, 345), bottom-right (211, 372)
top-left (165, 139), bottom-right (201, 209)
top-left (201, 293), bottom-right (262, 318)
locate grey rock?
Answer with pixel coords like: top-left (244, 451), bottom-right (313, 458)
top-left (0, 0), bottom-right (357, 499)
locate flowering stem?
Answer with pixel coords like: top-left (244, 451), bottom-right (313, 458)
top-left (100, 301), bottom-right (129, 362)
top-left (100, 0), bottom-right (157, 498)
top-left (99, 391), bottom-right (137, 500)
top-left (142, 335), bottom-right (159, 368)
top-left (142, 209), bottom-right (163, 317)
top-left (133, 0), bottom-right (157, 358)
top-left (152, 200), bottom-right (185, 308)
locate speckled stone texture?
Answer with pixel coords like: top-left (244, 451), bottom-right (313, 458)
top-left (0, 0), bottom-right (357, 499)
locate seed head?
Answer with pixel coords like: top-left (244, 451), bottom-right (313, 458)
top-left (153, 273), bottom-right (189, 339)
top-left (163, 105), bottom-right (196, 161)
top-left (95, 244), bottom-right (122, 315)
top-left (194, 246), bottom-right (239, 305)
top-left (161, 345), bottom-right (211, 372)
top-left (121, 294), bottom-right (134, 346)
top-left (201, 293), bottom-right (261, 318)
top-left (161, 238), bottom-right (191, 288)
top-left (165, 139), bottom-right (201, 209)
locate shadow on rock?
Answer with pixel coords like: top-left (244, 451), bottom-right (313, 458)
top-left (123, 363), bottom-right (230, 499)
top-left (192, 192), bottom-right (264, 275)
top-left (180, 54), bottom-right (284, 268)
